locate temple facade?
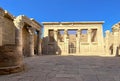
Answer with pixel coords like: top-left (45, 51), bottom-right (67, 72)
top-left (42, 22), bottom-right (105, 55)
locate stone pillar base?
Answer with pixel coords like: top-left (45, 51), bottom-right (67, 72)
top-left (0, 44), bottom-right (24, 75)
top-left (0, 64), bottom-right (25, 75)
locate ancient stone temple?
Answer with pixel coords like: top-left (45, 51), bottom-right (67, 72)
top-left (42, 22), bottom-right (105, 55)
top-left (1, 6), bottom-right (120, 75)
top-left (0, 7), bottom-right (42, 74)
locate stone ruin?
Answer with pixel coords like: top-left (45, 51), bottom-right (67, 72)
top-left (0, 44), bottom-right (24, 75)
top-left (0, 7), bottom-right (120, 75)
top-left (105, 22), bottom-right (120, 56)
top-left (0, 7), bottom-right (42, 75)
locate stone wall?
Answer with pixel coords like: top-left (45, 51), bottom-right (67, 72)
top-left (2, 17), bottom-right (15, 45)
top-left (105, 30), bottom-right (113, 55)
top-left (0, 8), bottom-right (15, 46)
top-left (0, 27), bottom-right (2, 46)
top-left (105, 22), bottom-right (120, 56)
top-left (0, 14), bottom-right (3, 46)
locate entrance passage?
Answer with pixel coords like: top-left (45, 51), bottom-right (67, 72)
top-left (68, 30), bottom-right (77, 54)
top-left (69, 42), bottom-right (76, 54)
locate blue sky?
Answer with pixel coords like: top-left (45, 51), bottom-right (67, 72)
top-left (0, 0), bottom-right (120, 34)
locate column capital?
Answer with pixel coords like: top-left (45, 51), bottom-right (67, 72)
top-left (88, 29), bottom-right (91, 34)
top-left (64, 29), bottom-right (68, 35)
top-left (28, 27), bottom-right (35, 35)
top-left (77, 29), bottom-right (81, 34)
top-left (14, 19), bottom-right (24, 29)
top-left (54, 29), bottom-right (58, 34)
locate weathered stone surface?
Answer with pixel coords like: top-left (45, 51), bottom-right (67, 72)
top-left (0, 7), bottom-right (42, 75)
top-left (0, 7), bottom-right (42, 57)
top-left (0, 44), bottom-right (24, 75)
top-left (105, 22), bottom-right (120, 56)
top-left (0, 64), bottom-right (24, 75)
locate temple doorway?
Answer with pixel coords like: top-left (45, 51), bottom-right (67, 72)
top-left (68, 30), bottom-right (77, 54)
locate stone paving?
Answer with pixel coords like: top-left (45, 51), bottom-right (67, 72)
top-left (1, 55), bottom-right (120, 81)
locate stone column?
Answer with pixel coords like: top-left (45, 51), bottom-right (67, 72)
top-left (28, 28), bottom-right (34, 56)
top-left (76, 29), bottom-right (80, 54)
top-left (105, 30), bottom-right (110, 55)
top-left (64, 29), bottom-right (68, 54)
top-left (88, 29), bottom-right (91, 43)
top-left (88, 29), bottom-right (91, 53)
top-left (37, 30), bottom-right (42, 55)
top-left (97, 25), bottom-right (105, 54)
top-left (14, 19), bottom-right (24, 55)
top-left (112, 26), bottom-right (119, 56)
top-left (54, 29), bottom-right (58, 54)
top-left (54, 29), bottom-right (58, 41)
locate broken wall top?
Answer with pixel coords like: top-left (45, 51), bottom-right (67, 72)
top-left (0, 7), bottom-right (42, 30)
top-left (0, 7), bottom-right (14, 20)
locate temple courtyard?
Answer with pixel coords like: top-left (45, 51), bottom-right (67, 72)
top-left (0, 55), bottom-right (120, 81)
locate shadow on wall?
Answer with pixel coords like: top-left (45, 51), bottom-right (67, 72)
top-left (109, 44), bottom-right (120, 56)
top-left (116, 46), bottom-right (120, 57)
top-left (41, 36), bottom-right (61, 55)
top-left (109, 44), bottom-right (113, 55)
